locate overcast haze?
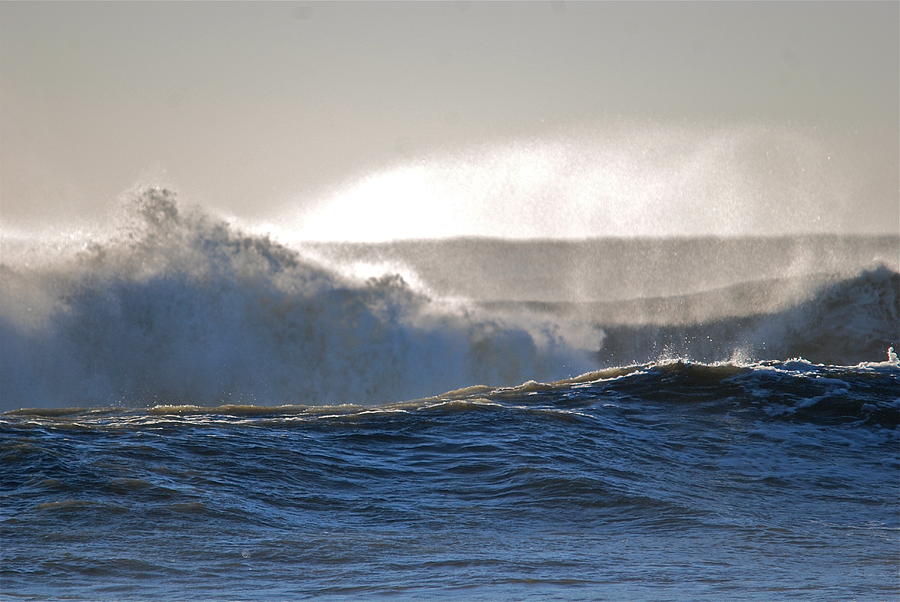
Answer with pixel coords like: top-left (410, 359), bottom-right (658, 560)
top-left (1, 1), bottom-right (897, 239)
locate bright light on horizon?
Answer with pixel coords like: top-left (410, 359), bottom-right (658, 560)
top-left (269, 126), bottom-right (856, 243)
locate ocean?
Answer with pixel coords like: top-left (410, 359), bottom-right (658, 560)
top-left (2, 188), bottom-right (898, 599)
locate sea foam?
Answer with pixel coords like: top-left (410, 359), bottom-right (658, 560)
top-left (0, 189), bottom-right (591, 409)
top-left (1, 188), bottom-right (897, 409)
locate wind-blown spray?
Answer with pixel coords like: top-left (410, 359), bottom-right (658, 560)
top-left (0, 189), bottom-right (592, 409)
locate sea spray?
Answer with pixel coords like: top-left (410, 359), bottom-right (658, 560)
top-left (0, 189), bottom-right (593, 409)
top-left (592, 265), bottom-right (900, 366)
top-left (2, 188), bottom-right (897, 410)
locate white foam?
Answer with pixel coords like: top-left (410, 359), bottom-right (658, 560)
top-left (0, 189), bottom-right (592, 409)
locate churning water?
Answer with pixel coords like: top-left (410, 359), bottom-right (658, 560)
top-left (2, 189), bottom-right (898, 599)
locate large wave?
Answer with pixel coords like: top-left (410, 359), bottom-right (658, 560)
top-left (0, 189), bottom-right (591, 409)
top-left (1, 189), bottom-right (897, 410)
top-left (592, 265), bottom-right (899, 366)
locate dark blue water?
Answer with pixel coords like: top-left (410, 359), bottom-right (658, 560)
top-left (3, 360), bottom-right (898, 600)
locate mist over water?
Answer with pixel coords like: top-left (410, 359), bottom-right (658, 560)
top-left (0, 189), bottom-right (595, 409)
top-left (2, 3), bottom-right (897, 598)
top-left (1, 184), bottom-right (897, 411)
top-left (270, 126), bottom-right (887, 243)
top-left (312, 237), bottom-right (899, 366)
top-left (1, 146), bottom-right (896, 602)
top-left (1, 133), bottom-right (897, 602)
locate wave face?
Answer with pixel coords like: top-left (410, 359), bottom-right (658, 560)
top-left (593, 265), bottom-right (900, 366)
top-left (2, 360), bottom-right (897, 599)
top-left (0, 190), bottom-right (591, 409)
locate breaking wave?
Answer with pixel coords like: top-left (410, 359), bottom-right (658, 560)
top-left (594, 264), bottom-right (899, 366)
top-left (1, 188), bottom-right (897, 410)
top-left (0, 189), bottom-right (591, 409)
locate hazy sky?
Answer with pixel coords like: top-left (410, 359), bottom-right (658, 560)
top-left (1, 1), bottom-right (897, 239)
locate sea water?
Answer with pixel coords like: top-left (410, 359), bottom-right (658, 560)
top-left (2, 189), bottom-right (898, 599)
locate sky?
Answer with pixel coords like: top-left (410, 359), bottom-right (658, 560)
top-left (1, 1), bottom-right (897, 240)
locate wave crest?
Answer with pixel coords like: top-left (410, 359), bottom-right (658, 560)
top-left (2, 189), bottom-right (896, 410)
top-left (596, 265), bottom-right (899, 366)
top-left (0, 189), bottom-right (590, 408)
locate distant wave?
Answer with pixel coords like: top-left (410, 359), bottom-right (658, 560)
top-left (593, 264), bottom-right (899, 366)
top-left (0, 189), bottom-right (590, 409)
top-left (1, 189), bottom-right (896, 410)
